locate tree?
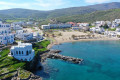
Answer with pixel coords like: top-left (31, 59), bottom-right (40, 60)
top-left (58, 33), bottom-right (62, 36)
top-left (72, 35), bottom-right (76, 39)
top-left (119, 24), bottom-right (120, 27)
top-left (52, 34), bottom-right (55, 37)
top-left (89, 23), bottom-right (92, 26)
top-left (101, 24), bottom-right (109, 29)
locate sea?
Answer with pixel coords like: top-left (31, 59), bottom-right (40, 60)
top-left (34, 41), bottom-right (120, 80)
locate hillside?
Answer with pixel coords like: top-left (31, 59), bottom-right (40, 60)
top-left (55, 9), bottom-right (120, 23)
top-left (48, 2), bottom-right (120, 18)
top-left (88, 2), bottom-right (120, 10)
top-left (0, 2), bottom-right (120, 19)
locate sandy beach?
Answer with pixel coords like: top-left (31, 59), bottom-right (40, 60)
top-left (47, 31), bottom-right (119, 49)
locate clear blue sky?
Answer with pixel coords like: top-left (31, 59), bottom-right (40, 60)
top-left (0, 0), bottom-right (120, 10)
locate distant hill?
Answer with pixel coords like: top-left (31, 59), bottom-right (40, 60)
top-left (0, 8), bottom-right (49, 19)
top-left (56, 9), bottom-right (120, 23)
top-left (0, 2), bottom-right (120, 19)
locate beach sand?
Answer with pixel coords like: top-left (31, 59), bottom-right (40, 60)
top-left (47, 31), bottom-right (119, 49)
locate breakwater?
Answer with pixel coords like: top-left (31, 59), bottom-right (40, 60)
top-left (41, 49), bottom-right (83, 64)
top-left (48, 53), bottom-right (83, 64)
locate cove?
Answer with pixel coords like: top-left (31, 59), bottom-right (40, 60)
top-left (35, 40), bottom-right (120, 80)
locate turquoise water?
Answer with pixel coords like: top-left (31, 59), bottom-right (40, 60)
top-left (35, 41), bottom-right (120, 80)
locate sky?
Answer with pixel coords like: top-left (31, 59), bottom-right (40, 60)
top-left (0, 0), bottom-right (120, 10)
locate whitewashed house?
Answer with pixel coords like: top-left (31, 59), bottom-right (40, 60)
top-left (78, 23), bottom-right (89, 27)
top-left (33, 32), bottom-right (43, 41)
top-left (16, 30), bottom-right (33, 41)
top-left (104, 28), bottom-right (120, 38)
top-left (10, 42), bottom-right (35, 61)
top-left (90, 26), bottom-right (105, 33)
top-left (104, 31), bottom-right (117, 37)
top-left (34, 22), bottom-right (39, 26)
top-left (116, 28), bottom-right (120, 32)
top-left (111, 21), bottom-right (119, 29)
top-left (115, 19), bottom-right (120, 24)
top-left (95, 21), bottom-right (105, 26)
top-left (12, 21), bottom-right (26, 26)
top-left (16, 30), bottom-right (24, 34)
top-left (0, 24), bottom-right (14, 45)
top-left (11, 24), bottom-right (23, 30)
top-left (26, 21), bottom-right (34, 25)
top-left (106, 21), bottom-right (112, 27)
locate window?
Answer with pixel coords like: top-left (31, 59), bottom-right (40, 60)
top-left (11, 51), bottom-right (13, 55)
top-left (26, 51), bottom-right (29, 55)
top-left (16, 51), bottom-right (18, 54)
top-left (19, 51), bottom-right (21, 54)
top-left (22, 51), bottom-right (23, 54)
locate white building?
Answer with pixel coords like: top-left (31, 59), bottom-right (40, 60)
top-left (10, 42), bottom-right (35, 61)
top-left (12, 21), bottom-right (26, 26)
top-left (106, 21), bottom-right (112, 27)
top-left (33, 32), bottom-right (43, 41)
top-left (11, 24), bottom-right (23, 30)
top-left (49, 23), bottom-right (72, 29)
top-left (16, 30), bottom-right (24, 34)
top-left (16, 30), bottom-right (33, 41)
top-left (0, 34), bottom-right (14, 45)
top-left (78, 23), bottom-right (89, 27)
top-left (111, 21), bottom-right (119, 29)
top-left (26, 21), bottom-right (33, 25)
top-left (95, 21), bottom-right (105, 26)
top-left (34, 22), bottom-right (39, 26)
top-left (41, 23), bottom-right (72, 29)
top-left (104, 31), bottom-right (117, 37)
top-left (0, 24), bottom-right (14, 45)
top-left (115, 19), bottom-right (120, 24)
top-left (90, 26), bottom-right (105, 33)
top-left (116, 28), bottom-right (120, 32)
top-left (41, 25), bottom-right (50, 29)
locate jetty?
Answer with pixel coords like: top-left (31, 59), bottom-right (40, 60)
top-left (41, 49), bottom-right (83, 64)
top-left (48, 53), bottom-right (83, 64)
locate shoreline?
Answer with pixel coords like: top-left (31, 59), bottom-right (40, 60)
top-left (47, 38), bottom-right (119, 49)
top-left (47, 31), bottom-right (119, 49)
